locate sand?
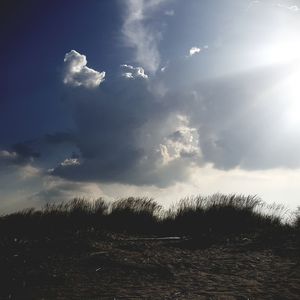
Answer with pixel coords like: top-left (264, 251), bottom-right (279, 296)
top-left (1, 231), bottom-right (299, 299)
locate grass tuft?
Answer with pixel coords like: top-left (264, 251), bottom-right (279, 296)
top-left (108, 197), bottom-right (162, 233)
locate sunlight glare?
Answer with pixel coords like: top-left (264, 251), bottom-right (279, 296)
top-left (258, 30), bottom-right (300, 66)
top-left (280, 70), bottom-right (300, 130)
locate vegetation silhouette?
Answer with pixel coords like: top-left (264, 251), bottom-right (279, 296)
top-left (0, 194), bottom-right (299, 299)
top-left (1, 194), bottom-right (298, 239)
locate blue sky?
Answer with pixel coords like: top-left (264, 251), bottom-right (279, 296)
top-left (1, 0), bottom-right (122, 143)
top-left (1, 0), bottom-right (300, 212)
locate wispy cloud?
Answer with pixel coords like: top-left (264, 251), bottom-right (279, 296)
top-left (246, 0), bottom-right (260, 10)
top-left (122, 0), bottom-right (170, 73)
top-left (277, 3), bottom-right (299, 12)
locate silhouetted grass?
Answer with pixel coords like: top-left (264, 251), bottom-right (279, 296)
top-left (0, 198), bottom-right (109, 239)
top-left (294, 207), bottom-right (300, 230)
top-left (0, 194), bottom-right (298, 240)
top-left (107, 197), bottom-right (162, 233)
top-left (162, 194), bottom-right (287, 237)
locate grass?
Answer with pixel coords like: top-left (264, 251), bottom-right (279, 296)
top-left (163, 194), bottom-right (289, 236)
top-left (294, 207), bottom-right (300, 229)
top-left (0, 194), bottom-right (298, 241)
top-left (107, 197), bottom-right (162, 233)
top-left (0, 195), bottom-right (298, 300)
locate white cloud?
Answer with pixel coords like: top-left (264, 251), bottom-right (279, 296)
top-left (60, 158), bottom-right (80, 167)
top-left (131, 113), bottom-right (202, 186)
top-left (63, 50), bottom-right (105, 88)
top-left (121, 64), bottom-right (148, 79)
top-left (189, 46), bottom-right (201, 56)
top-left (122, 0), bottom-right (169, 73)
top-left (158, 115), bottom-right (201, 165)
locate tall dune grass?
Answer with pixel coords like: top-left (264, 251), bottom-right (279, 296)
top-left (107, 197), bottom-right (162, 233)
top-left (162, 194), bottom-right (289, 236)
top-left (0, 194), bottom-right (298, 239)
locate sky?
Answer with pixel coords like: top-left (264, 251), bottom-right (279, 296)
top-left (1, 0), bottom-right (300, 213)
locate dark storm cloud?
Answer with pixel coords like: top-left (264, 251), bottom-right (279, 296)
top-left (51, 74), bottom-right (170, 184)
top-left (47, 54), bottom-right (203, 187)
top-left (0, 142), bottom-right (40, 167)
top-left (0, 132), bottom-right (77, 174)
top-left (45, 132), bottom-right (75, 145)
top-left (12, 143), bottom-right (40, 160)
top-left (47, 50), bottom-right (300, 187)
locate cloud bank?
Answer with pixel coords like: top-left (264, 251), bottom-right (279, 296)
top-left (45, 49), bottom-right (300, 190)
top-left (50, 55), bottom-right (202, 187)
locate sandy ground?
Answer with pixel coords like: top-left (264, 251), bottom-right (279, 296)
top-left (1, 231), bottom-right (299, 299)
